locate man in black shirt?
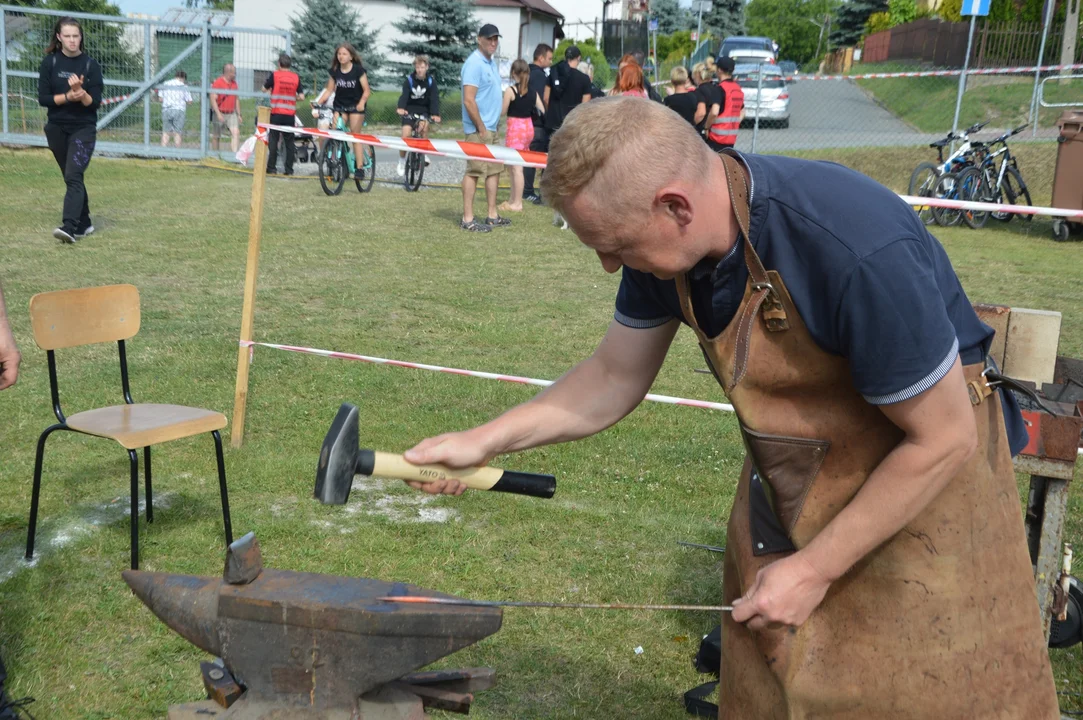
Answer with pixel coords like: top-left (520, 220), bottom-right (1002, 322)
top-left (631, 49), bottom-right (663, 102)
top-left (523, 43), bottom-right (553, 205)
top-left (544, 46), bottom-right (592, 136)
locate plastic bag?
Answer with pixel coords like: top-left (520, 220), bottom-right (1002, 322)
top-left (236, 134), bottom-right (257, 167)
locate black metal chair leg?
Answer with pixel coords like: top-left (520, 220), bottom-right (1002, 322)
top-left (144, 446), bottom-right (153, 523)
top-left (212, 430), bottom-right (233, 546)
top-left (26, 423), bottom-right (66, 561)
top-left (129, 449), bottom-right (140, 570)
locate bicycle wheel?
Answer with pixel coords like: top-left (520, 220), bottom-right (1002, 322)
top-left (996, 165), bottom-right (1033, 223)
top-left (404, 152), bottom-right (424, 192)
top-left (908, 161), bottom-right (940, 226)
top-left (318, 140), bottom-right (346, 196)
top-left (959, 167), bottom-right (989, 229)
top-left (355, 144), bottom-right (376, 193)
top-left (931, 172), bottom-right (963, 227)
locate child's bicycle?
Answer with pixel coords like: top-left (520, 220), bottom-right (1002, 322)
top-left (908, 120), bottom-right (989, 226)
top-left (401, 112), bottom-right (437, 192)
top-left (311, 103), bottom-right (376, 196)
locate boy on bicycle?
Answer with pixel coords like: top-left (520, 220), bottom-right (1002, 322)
top-left (396, 54), bottom-right (441, 177)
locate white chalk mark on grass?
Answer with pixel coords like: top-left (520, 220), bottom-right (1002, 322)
top-left (0, 491), bottom-right (177, 584)
top-left (335, 476), bottom-right (459, 524)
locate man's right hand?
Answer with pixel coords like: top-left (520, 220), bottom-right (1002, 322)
top-left (215, 111), bottom-right (225, 123)
top-left (402, 430), bottom-right (497, 495)
top-left (396, 108), bottom-right (407, 116)
top-left (477, 129), bottom-right (491, 143)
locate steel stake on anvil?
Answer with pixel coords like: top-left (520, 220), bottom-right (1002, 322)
top-left (315, 402), bottom-right (556, 504)
top-left (380, 597), bottom-right (735, 612)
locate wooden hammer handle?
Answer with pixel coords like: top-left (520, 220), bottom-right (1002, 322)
top-left (357, 451), bottom-right (556, 498)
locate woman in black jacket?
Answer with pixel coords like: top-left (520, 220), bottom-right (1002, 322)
top-left (37, 17), bottom-right (102, 244)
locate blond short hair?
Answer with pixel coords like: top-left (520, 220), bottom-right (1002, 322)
top-left (670, 66), bottom-right (689, 86)
top-left (413, 54), bottom-right (430, 67)
top-left (691, 62), bottom-right (709, 84)
top-left (541, 97), bottom-right (711, 217)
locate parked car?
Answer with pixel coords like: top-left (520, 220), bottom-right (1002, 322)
top-left (719, 36), bottom-right (777, 65)
top-left (734, 63), bottom-right (790, 128)
top-left (778, 60), bottom-right (798, 81)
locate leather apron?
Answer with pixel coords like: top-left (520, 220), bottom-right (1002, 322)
top-left (676, 153), bottom-right (1059, 719)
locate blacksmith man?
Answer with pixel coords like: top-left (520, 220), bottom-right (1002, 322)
top-left (402, 98), bottom-right (1058, 718)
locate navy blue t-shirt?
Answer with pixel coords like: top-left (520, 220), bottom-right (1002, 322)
top-left (614, 152), bottom-right (1028, 455)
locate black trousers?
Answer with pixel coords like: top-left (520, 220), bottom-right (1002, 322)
top-left (523, 124), bottom-right (550, 196)
top-left (44, 123), bottom-right (95, 234)
top-left (266, 113), bottom-right (296, 174)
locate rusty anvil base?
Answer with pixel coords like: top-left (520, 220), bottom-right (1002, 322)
top-left (167, 685), bottom-right (426, 720)
top-left (123, 533), bottom-right (502, 719)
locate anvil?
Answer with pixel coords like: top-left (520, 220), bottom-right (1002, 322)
top-left (123, 533), bottom-right (503, 719)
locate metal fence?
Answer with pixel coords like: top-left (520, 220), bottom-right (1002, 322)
top-left (1, 4), bottom-right (289, 159)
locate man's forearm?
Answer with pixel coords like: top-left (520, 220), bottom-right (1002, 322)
top-left (464, 99), bottom-right (485, 135)
top-left (801, 430), bottom-right (975, 582)
top-left (465, 354), bottom-right (650, 457)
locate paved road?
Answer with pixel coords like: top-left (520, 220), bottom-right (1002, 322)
top-left (736, 77), bottom-right (939, 152)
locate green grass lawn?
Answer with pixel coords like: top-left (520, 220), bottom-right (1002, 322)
top-left (852, 61), bottom-right (1079, 134)
top-left (0, 147), bottom-right (1081, 718)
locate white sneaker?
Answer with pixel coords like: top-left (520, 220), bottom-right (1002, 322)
top-left (52, 227), bottom-right (76, 243)
top-left (424, 156), bottom-right (431, 166)
top-left (396, 159), bottom-right (406, 177)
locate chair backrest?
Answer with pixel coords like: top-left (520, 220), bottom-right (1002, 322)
top-left (30, 284), bottom-right (141, 351)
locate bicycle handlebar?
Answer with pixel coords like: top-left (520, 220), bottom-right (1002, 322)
top-left (403, 112), bottom-right (440, 122)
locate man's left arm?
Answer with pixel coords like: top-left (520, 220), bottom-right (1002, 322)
top-left (0, 280), bottom-right (21, 391)
top-left (731, 359), bottom-right (976, 629)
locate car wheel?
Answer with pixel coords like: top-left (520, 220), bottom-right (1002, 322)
top-left (778, 117), bottom-right (789, 129)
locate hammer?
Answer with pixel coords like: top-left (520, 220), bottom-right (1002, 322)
top-left (315, 403), bottom-right (557, 504)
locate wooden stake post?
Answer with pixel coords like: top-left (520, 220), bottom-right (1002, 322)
top-left (231, 106), bottom-right (270, 447)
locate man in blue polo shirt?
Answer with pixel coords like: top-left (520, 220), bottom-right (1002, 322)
top-left (399, 98), bottom-right (1059, 717)
top-left (459, 24), bottom-right (509, 233)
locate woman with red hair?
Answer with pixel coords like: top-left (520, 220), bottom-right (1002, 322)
top-left (609, 63), bottom-right (648, 98)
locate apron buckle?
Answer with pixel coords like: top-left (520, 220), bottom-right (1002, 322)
top-left (753, 282), bottom-right (790, 332)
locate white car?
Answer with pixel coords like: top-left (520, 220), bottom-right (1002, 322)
top-left (733, 64), bottom-right (790, 129)
top-left (719, 36), bottom-right (777, 67)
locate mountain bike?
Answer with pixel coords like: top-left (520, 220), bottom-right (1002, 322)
top-left (312, 103), bottom-right (376, 196)
top-left (401, 112), bottom-right (436, 193)
top-left (961, 124), bottom-right (1032, 229)
top-left (908, 121), bottom-right (990, 226)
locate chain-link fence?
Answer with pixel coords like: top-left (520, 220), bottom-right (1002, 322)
top-left (1, 5), bottom-right (289, 158)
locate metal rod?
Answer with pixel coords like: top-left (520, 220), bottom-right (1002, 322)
top-left (1, 9), bottom-right (8, 136)
top-left (144, 23), bottom-right (151, 147)
top-left (1031, 0), bottom-right (1056, 136)
top-left (752, 63), bottom-right (764, 153)
top-left (951, 15), bottom-right (978, 143)
top-left (380, 596), bottom-right (733, 612)
top-left (200, 20), bottom-right (210, 157)
top-left (678, 541), bottom-right (726, 553)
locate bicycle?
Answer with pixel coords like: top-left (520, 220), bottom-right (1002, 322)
top-left (311, 103), bottom-right (375, 196)
top-left (960, 124), bottom-right (1032, 229)
top-left (401, 112), bottom-right (437, 193)
top-left (908, 121), bottom-right (990, 226)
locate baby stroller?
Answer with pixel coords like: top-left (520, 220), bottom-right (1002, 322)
top-left (293, 114), bottom-right (318, 164)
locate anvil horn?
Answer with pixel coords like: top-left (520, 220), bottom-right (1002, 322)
top-left (122, 570), bottom-right (222, 656)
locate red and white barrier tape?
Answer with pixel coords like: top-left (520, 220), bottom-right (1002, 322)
top-left (257, 123), bottom-right (1083, 220)
top-left (238, 340), bottom-right (735, 413)
top-left (101, 94), bottom-right (133, 106)
top-left (900, 194), bottom-right (1083, 219)
top-left (783, 62), bottom-right (1083, 82)
top-left (257, 123), bottom-right (547, 168)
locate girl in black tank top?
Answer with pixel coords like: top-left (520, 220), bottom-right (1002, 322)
top-left (501, 60), bottom-right (544, 213)
top-left (507, 85), bottom-right (536, 118)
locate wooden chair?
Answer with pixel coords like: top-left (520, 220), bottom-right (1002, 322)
top-left (26, 284), bottom-right (233, 570)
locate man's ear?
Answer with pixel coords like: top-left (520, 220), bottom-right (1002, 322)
top-left (658, 187), bottom-right (694, 227)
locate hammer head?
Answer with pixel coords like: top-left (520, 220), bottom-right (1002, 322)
top-left (315, 402), bottom-right (359, 505)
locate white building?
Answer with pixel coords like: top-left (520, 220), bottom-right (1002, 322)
top-left (234, 0), bottom-right (564, 74)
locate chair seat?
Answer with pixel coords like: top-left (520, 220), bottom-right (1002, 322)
top-left (66, 404), bottom-right (227, 449)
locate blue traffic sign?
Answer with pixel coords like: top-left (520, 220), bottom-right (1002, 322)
top-left (648, 18), bottom-right (659, 31)
top-left (962, 0), bottom-right (990, 15)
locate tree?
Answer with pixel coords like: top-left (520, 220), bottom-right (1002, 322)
top-left (746, 0), bottom-right (841, 64)
top-left (183, 0), bottom-right (235, 9)
top-left (653, 0), bottom-right (683, 34)
top-left (830, 0), bottom-right (888, 46)
top-left (887, 0), bottom-right (917, 25)
top-left (389, 0), bottom-right (477, 93)
top-left (289, 0), bottom-right (383, 91)
top-left (703, 0), bottom-right (746, 43)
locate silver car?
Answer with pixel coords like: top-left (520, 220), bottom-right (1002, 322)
top-left (733, 63), bottom-right (790, 129)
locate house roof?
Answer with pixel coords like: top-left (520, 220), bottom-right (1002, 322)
top-left (475, 0), bottom-right (564, 20)
top-left (160, 7), bottom-right (234, 28)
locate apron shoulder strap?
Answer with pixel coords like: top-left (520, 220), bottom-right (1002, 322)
top-left (718, 151), bottom-right (789, 333)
